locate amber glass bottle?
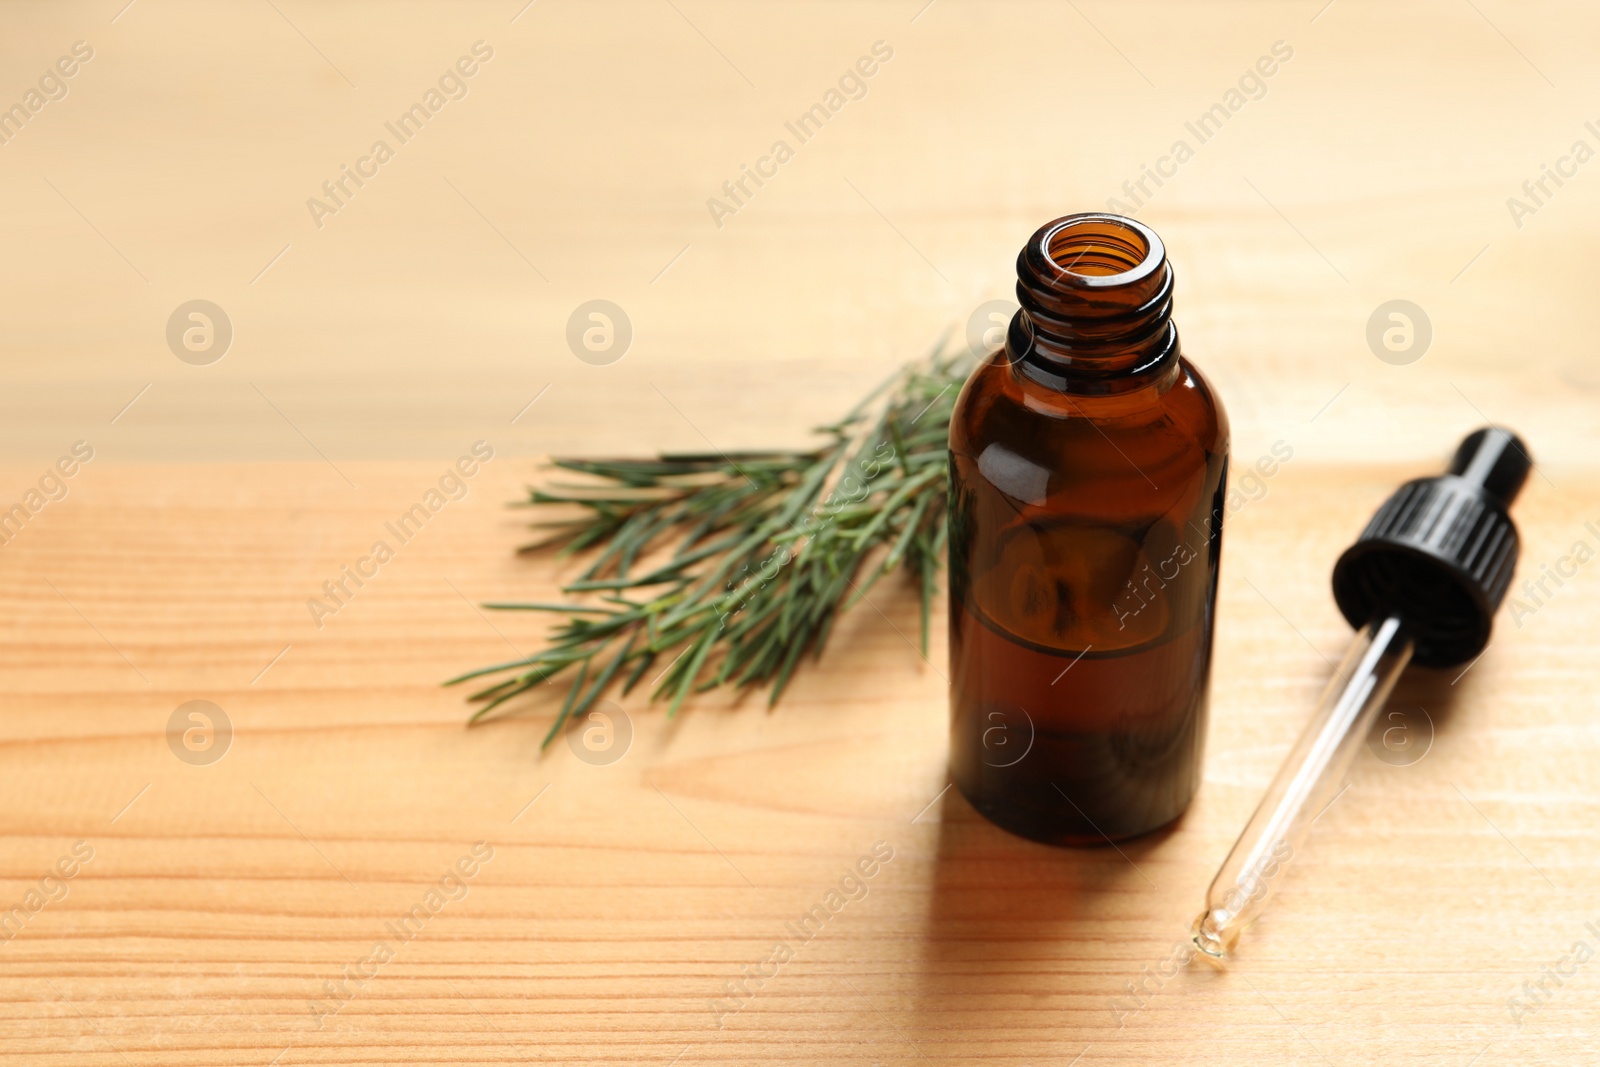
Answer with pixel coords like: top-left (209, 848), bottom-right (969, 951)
top-left (948, 214), bottom-right (1228, 846)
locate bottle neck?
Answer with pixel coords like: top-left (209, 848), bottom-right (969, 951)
top-left (1005, 213), bottom-right (1179, 394)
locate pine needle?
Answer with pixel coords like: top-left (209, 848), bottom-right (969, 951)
top-left (446, 337), bottom-right (970, 744)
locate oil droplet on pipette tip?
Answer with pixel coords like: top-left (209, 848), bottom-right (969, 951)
top-left (1189, 909), bottom-right (1232, 966)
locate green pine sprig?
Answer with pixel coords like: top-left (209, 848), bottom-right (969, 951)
top-left (446, 338), bottom-right (970, 747)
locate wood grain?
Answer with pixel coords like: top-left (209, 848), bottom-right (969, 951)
top-left (1, 1), bottom-right (1598, 1064)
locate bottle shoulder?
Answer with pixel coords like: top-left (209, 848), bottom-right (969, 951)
top-left (950, 351), bottom-right (1229, 469)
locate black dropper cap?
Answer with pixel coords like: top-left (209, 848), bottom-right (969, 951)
top-left (1331, 427), bottom-right (1531, 668)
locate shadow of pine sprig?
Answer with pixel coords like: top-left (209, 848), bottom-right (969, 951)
top-left (447, 338), bottom-right (970, 747)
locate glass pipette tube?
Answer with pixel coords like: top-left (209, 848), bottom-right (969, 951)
top-left (1191, 614), bottom-right (1414, 962)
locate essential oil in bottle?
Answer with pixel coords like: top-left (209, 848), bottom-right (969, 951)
top-left (947, 213), bottom-right (1229, 845)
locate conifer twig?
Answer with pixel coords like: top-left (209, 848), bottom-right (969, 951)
top-left (447, 337), bottom-right (970, 747)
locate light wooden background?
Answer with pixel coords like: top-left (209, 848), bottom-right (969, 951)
top-left (2, 1), bottom-right (1598, 1064)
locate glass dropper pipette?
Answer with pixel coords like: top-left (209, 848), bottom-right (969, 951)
top-left (1191, 613), bottom-right (1412, 959)
top-left (1191, 427), bottom-right (1532, 963)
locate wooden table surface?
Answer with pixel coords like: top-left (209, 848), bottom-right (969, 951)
top-left (3, 1), bottom-right (1599, 1064)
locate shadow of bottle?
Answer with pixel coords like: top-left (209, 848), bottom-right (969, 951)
top-left (900, 782), bottom-right (1191, 1059)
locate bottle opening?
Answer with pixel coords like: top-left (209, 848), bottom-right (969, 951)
top-left (1011, 212), bottom-right (1176, 385)
top-left (1045, 217), bottom-right (1153, 280)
